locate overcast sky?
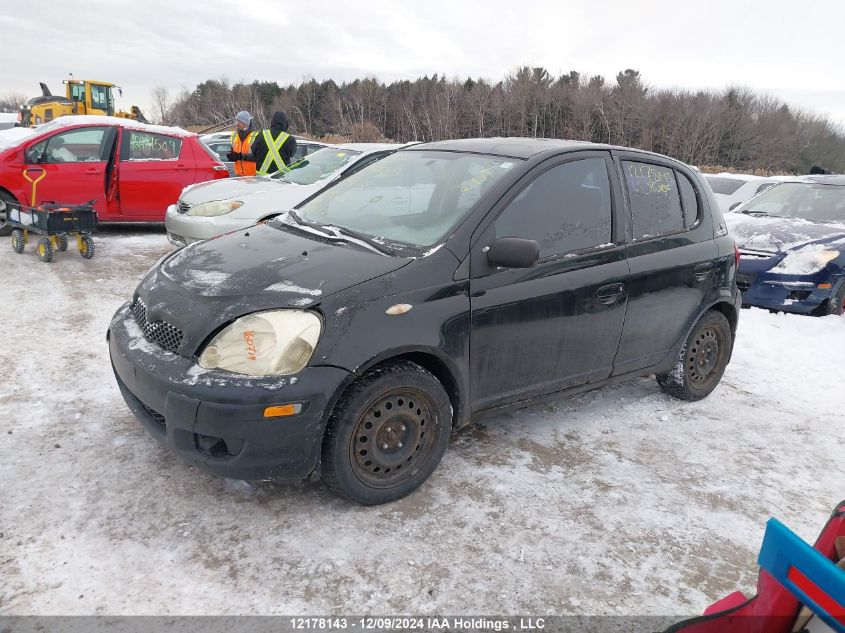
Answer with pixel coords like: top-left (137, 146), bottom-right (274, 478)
top-left (3, 0), bottom-right (844, 129)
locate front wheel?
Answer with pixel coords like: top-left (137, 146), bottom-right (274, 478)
top-left (824, 283), bottom-right (845, 316)
top-left (37, 237), bottom-right (53, 263)
top-left (657, 310), bottom-right (732, 401)
top-left (321, 361), bottom-right (452, 505)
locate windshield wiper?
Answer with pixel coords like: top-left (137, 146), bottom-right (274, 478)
top-left (741, 209), bottom-right (770, 216)
top-left (281, 212), bottom-right (392, 256)
top-left (321, 224), bottom-right (395, 256)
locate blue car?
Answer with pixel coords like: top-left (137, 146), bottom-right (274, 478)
top-left (726, 175), bottom-right (845, 316)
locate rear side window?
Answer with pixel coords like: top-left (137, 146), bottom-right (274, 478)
top-left (623, 161), bottom-right (683, 239)
top-left (123, 130), bottom-right (182, 161)
top-left (495, 158), bottom-right (612, 258)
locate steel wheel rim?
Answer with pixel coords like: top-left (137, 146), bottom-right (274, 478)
top-left (687, 325), bottom-right (726, 389)
top-left (349, 387), bottom-right (438, 489)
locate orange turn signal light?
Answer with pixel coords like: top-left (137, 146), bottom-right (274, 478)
top-left (818, 283), bottom-right (832, 289)
top-left (263, 403), bottom-right (301, 418)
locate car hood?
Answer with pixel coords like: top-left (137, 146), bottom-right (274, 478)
top-left (227, 183), bottom-right (326, 219)
top-left (158, 223), bottom-right (408, 300)
top-left (726, 213), bottom-right (845, 253)
top-left (179, 176), bottom-right (291, 204)
top-left (136, 223), bottom-right (411, 355)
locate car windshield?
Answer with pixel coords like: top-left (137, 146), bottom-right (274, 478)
top-left (736, 182), bottom-right (845, 223)
top-left (292, 150), bottom-right (521, 249)
top-left (270, 147), bottom-right (361, 185)
top-left (705, 176), bottom-right (748, 195)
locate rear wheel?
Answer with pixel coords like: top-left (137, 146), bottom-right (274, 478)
top-left (37, 237), bottom-right (53, 263)
top-left (11, 230), bottom-right (25, 254)
top-left (321, 361), bottom-right (451, 505)
top-left (0, 190), bottom-right (17, 237)
top-left (657, 311), bottom-right (732, 401)
top-left (56, 235), bottom-right (68, 252)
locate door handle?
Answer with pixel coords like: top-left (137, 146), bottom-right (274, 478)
top-left (596, 283), bottom-right (625, 305)
top-left (85, 168), bottom-right (102, 174)
top-left (175, 163), bottom-right (189, 171)
top-left (694, 263), bottom-right (715, 281)
top-left (391, 196), bottom-right (405, 204)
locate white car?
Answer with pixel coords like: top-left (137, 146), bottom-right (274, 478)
top-left (704, 173), bottom-right (781, 212)
top-left (165, 143), bottom-right (411, 245)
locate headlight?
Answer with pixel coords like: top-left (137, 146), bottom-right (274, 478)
top-left (773, 249), bottom-right (839, 275)
top-left (186, 199), bottom-right (244, 217)
top-left (198, 310), bottom-right (321, 376)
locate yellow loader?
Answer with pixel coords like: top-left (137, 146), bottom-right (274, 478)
top-left (19, 77), bottom-right (149, 127)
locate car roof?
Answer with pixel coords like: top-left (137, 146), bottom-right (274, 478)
top-left (776, 175), bottom-right (845, 186)
top-left (705, 173), bottom-right (766, 182)
top-left (409, 137), bottom-right (596, 158)
top-left (404, 137), bottom-right (702, 165)
top-left (326, 142), bottom-right (411, 153)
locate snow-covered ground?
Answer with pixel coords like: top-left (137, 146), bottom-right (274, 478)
top-left (0, 227), bottom-right (843, 616)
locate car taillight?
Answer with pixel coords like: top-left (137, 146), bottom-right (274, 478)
top-left (734, 242), bottom-right (741, 266)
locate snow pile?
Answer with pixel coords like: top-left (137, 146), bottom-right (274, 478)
top-left (0, 230), bottom-right (842, 616)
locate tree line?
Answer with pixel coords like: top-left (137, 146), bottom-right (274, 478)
top-left (157, 68), bottom-right (845, 174)
top-left (5, 66), bottom-right (844, 173)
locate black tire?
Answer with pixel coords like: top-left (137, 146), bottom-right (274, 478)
top-left (823, 283), bottom-right (845, 316)
top-left (321, 360), bottom-right (451, 505)
top-left (79, 235), bottom-right (94, 259)
top-left (36, 237), bottom-right (53, 263)
top-left (0, 190), bottom-right (17, 237)
top-left (657, 310), bottom-right (732, 401)
top-left (57, 235), bottom-right (68, 252)
top-left (11, 230), bottom-right (25, 254)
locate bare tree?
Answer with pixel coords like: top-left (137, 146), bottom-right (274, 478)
top-left (150, 86), bottom-right (170, 124)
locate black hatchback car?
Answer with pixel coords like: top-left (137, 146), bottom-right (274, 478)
top-left (109, 138), bottom-right (741, 504)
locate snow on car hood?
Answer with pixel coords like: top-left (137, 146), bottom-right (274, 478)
top-left (179, 176), bottom-right (291, 204)
top-left (0, 126), bottom-right (41, 153)
top-left (180, 178), bottom-right (327, 220)
top-left (726, 213), bottom-right (845, 253)
top-left (157, 222), bottom-right (408, 301)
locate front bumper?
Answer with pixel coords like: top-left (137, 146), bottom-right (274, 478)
top-left (164, 204), bottom-right (253, 245)
top-left (738, 270), bottom-right (842, 314)
top-left (108, 302), bottom-right (350, 480)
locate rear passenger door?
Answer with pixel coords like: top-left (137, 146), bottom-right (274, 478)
top-left (117, 129), bottom-right (191, 220)
top-left (612, 154), bottom-right (717, 375)
top-left (469, 153), bottom-right (629, 411)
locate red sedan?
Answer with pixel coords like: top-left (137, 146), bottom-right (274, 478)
top-left (0, 116), bottom-right (228, 235)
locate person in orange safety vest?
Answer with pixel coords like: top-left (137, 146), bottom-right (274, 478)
top-left (226, 110), bottom-right (258, 176)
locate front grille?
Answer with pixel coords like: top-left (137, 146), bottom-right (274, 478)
top-left (167, 232), bottom-right (187, 247)
top-left (132, 297), bottom-right (184, 354)
top-left (141, 402), bottom-right (166, 431)
top-left (736, 272), bottom-right (757, 292)
top-left (177, 201), bottom-right (191, 214)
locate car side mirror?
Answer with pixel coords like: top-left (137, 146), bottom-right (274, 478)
top-left (729, 202), bottom-right (742, 211)
top-left (486, 237), bottom-right (540, 268)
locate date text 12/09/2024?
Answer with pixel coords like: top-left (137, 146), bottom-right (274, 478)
top-left (290, 617), bottom-right (547, 631)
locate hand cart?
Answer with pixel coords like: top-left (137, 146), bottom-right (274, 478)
top-left (6, 200), bottom-right (97, 262)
